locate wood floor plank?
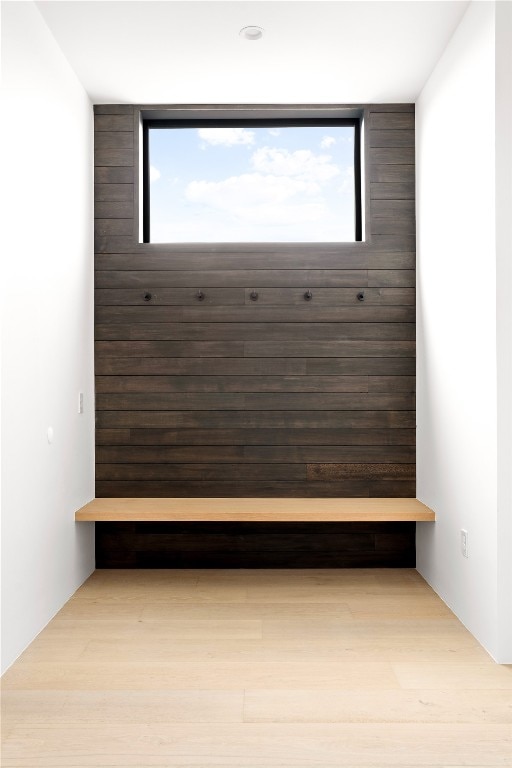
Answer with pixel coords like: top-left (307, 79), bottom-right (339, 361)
top-left (60, 599), bottom-right (352, 621)
top-left (392, 662), bottom-right (512, 690)
top-left (3, 569), bottom-right (511, 768)
top-left (36, 618), bottom-right (263, 641)
top-left (243, 688), bottom-right (512, 723)
top-left (72, 636), bottom-right (489, 664)
top-left (2, 723), bottom-right (510, 765)
top-left (1, 660), bottom-right (400, 691)
top-left (2, 690), bottom-right (244, 726)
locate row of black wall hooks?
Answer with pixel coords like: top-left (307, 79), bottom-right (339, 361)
top-left (142, 291), bottom-right (366, 303)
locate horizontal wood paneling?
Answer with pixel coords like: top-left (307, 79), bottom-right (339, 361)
top-left (95, 375), bottom-right (371, 393)
top-left (96, 286), bottom-right (415, 306)
top-left (94, 481), bottom-right (416, 499)
top-left (244, 341), bottom-right (415, 357)
top-left (95, 167), bottom-right (134, 184)
top-left (94, 321), bottom-right (415, 341)
top-left (370, 182), bottom-right (415, 200)
top-left (305, 358), bottom-right (415, 374)
top-left (369, 147), bottom-right (415, 165)
top-left (94, 374), bottom-right (414, 394)
top-left (95, 184), bottom-right (134, 202)
top-left (95, 463), bottom-right (308, 481)
top-left (95, 218), bottom-right (133, 237)
top-left (95, 269), bottom-right (369, 288)
top-left (370, 130), bottom-right (415, 148)
top-left (94, 113), bottom-right (134, 130)
top-left (94, 104), bottom-right (134, 114)
top-left (95, 428), bottom-right (415, 445)
top-left (94, 148), bottom-right (134, 167)
top-left (94, 131), bottom-right (134, 150)
top-left (95, 410), bottom-right (415, 429)
top-left (96, 445), bottom-right (414, 463)
top-left (95, 521), bottom-right (416, 567)
top-left (96, 251), bottom-right (416, 271)
top-left (369, 112), bottom-right (415, 130)
top-left (307, 463), bottom-right (415, 480)
top-left (94, 306), bottom-right (416, 323)
top-left (95, 357), bottom-right (415, 375)
top-left (95, 340), bottom-right (415, 358)
top-left (94, 104), bottom-right (416, 567)
top-left (94, 392), bottom-right (415, 411)
top-left (94, 232), bottom-right (418, 253)
top-left (370, 164), bottom-right (415, 183)
top-left (95, 201), bottom-right (134, 219)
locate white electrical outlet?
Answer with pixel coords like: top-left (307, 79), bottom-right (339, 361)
top-left (78, 392), bottom-right (84, 414)
top-left (461, 529), bottom-right (468, 558)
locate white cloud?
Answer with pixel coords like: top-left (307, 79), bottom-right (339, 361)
top-left (185, 172), bottom-right (327, 226)
top-left (197, 127), bottom-right (255, 147)
top-left (250, 146), bottom-right (340, 182)
top-left (337, 165), bottom-right (354, 193)
top-left (320, 135), bottom-right (336, 149)
top-left (150, 165), bottom-right (161, 182)
top-left (268, 128), bottom-right (281, 137)
top-left (187, 172), bottom-right (317, 207)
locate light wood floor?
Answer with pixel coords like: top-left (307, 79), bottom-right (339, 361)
top-left (1, 568), bottom-right (511, 767)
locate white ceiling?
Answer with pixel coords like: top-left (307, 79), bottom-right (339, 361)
top-left (36, 0), bottom-right (470, 104)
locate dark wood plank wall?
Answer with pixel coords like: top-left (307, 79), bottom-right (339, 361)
top-left (94, 103), bottom-right (416, 567)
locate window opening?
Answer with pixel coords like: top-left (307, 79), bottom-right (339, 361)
top-left (142, 118), bottom-right (362, 243)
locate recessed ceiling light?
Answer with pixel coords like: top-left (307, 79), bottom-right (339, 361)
top-left (239, 26), bottom-right (264, 41)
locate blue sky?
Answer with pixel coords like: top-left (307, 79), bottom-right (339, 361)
top-left (149, 125), bottom-right (355, 243)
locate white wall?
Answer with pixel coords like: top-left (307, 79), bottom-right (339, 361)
top-left (416, 1), bottom-right (511, 662)
top-left (495, 0), bottom-right (512, 663)
top-left (0, 1), bottom-right (95, 674)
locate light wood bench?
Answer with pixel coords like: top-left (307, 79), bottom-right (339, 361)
top-left (75, 497), bottom-right (435, 522)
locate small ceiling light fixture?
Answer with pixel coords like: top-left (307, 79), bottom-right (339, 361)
top-left (239, 26), bottom-right (264, 41)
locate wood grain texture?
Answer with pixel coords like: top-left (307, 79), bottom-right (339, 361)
top-left (95, 409), bottom-right (416, 429)
top-left (95, 305), bottom-right (416, 323)
top-left (95, 286), bottom-right (414, 306)
top-left (94, 321), bottom-right (415, 341)
top-left (93, 522), bottom-right (416, 566)
top-left (95, 444), bottom-right (414, 462)
top-left (95, 201), bottom-right (134, 219)
top-left (94, 374), bottom-right (371, 393)
top-left (95, 268), bottom-right (369, 288)
top-left (76, 497), bottom-right (434, 521)
top-left (94, 480), bottom-right (417, 500)
top-left (370, 164), bottom-right (415, 183)
top-left (369, 112), bottom-right (415, 130)
top-left (94, 392), bottom-right (415, 411)
top-left (95, 218), bottom-right (133, 236)
top-left (94, 112), bottom-right (134, 130)
top-left (94, 131), bottom-right (134, 150)
top-left (370, 130), bottom-right (415, 148)
top-left (95, 356), bottom-right (415, 376)
top-left (370, 182), bottom-right (415, 200)
top-left (370, 147), bottom-right (415, 165)
top-left (95, 428), bottom-right (415, 445)
top-left (96, 250), bottom-right (415, 271)
top-left (94, 148), bottom-right (133, 167)
top-left (93, 105), bottom-right (416, 564)
top-left (6, 568), bottom-right (510, 766)
top-left (95, 167), bottom-right (133, 184)
top-left (94, 104), bottom-right (134, 114)
top-left (95, 184), bottom-right (134, 202)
